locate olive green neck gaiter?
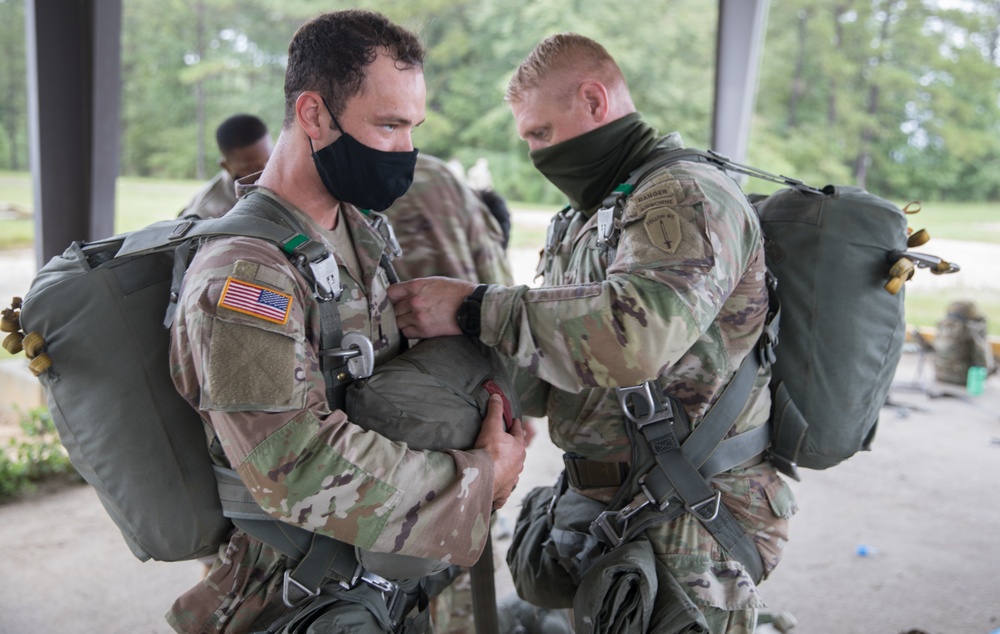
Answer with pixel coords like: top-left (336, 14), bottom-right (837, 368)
top-left (529, 112), bottom-right (659, 215)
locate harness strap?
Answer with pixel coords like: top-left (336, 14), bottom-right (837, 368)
top-left (595, 357), bottom-right (765, 582)
top-left (634, 393), bottom-right (765, 584)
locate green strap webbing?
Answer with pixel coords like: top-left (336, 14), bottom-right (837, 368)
top-left (634, 379), bottom-right (766, 583)
top-left (469, 532), bottom-right (500, 634)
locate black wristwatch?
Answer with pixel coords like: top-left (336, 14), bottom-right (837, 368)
top-left (456, 284), bottom-right (489, 337)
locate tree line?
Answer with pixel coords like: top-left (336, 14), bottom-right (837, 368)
top-left (0, 0), bottom-right (997, 204)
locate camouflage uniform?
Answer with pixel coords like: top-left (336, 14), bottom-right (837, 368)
top-left (385, 154), bottom-right (512, 285)
top-left (179, 170), bottom-right (238, 220)
top-left (487, 133), bottom-right (796, 633)
top-left (167, 185), bottom-right (495, 633)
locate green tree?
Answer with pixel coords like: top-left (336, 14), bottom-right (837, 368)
top-left (0, 0), bottom-right (28, 171)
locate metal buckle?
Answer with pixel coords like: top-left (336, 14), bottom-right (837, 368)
top-left (168, 220), bottom-right (195, 240)
top-left (595, 206), bottom-right (614, 249)
top-left (686, 490), bottom-right (722, 523)
top-left (359, 570), bottom-right (404, 629)
top-left (591, 509), bottom-right (629, 547)
top-left (589, 483), bottom-right (662, 548)
top-left (318, 332), bottom-right (375, 379)
top-left (369, 212), bottom-right (403, 260)
top-left (616, 382), bottom-right (668, 427)
top-left (282, 570), bottom-right (320, 608)
top-left (768, 451), bottom-right (801, 482)
top-left (309, 254), bottom-right (342, 302)
top-left (545, 212), bottom-right (571, 255)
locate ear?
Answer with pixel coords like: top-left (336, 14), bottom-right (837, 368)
top-left (218, 158), bottom-right (232, 176)
top-left (578, 81), bottom-right (611, 124)
top-left (295, 91), bottom-right (328, 141)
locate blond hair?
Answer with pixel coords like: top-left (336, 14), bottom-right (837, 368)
top-left (506, 33), bottom-right (628, 104)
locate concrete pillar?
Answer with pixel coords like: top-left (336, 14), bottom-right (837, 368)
top-left (25, 0), bottom-right (122, 268)
top-left (713, 0), bottom-right (770, 165)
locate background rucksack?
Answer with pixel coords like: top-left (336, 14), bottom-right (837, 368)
top-left (933, 300), bottom-right (996, 385)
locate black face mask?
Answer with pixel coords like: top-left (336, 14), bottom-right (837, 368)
top-left (311, 101), bottom-right (418, 212)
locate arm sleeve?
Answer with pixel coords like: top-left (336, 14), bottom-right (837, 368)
top-left (479, 169), bottom-right (759, 393)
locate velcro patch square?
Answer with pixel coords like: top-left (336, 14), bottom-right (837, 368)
top-left (218, 277), bottom-right (293, 325)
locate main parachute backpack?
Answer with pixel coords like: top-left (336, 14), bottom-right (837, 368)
top-left (598, 148), bottom-right (960, 479)
top-left (2, 199), bottom-right (338, 562)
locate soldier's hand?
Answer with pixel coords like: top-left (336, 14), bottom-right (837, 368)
top-left (475, 394), bottom-right (526, 510)
top-left (388, 277), bottom-right (475, 340)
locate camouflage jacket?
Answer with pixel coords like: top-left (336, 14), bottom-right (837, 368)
top-left (385, 154), bottom-right (513, 284)
top-left (179, 170), bottom-right (238, 220)
top-left (483, 133), bottom-right (795, 613)
top-left (167, 187), bottom-right (494, 633)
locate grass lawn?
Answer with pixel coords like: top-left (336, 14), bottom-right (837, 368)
top-left (1, 171), bottom-right (997, 336)
top-left (0, 172), bottom-right (203, 248)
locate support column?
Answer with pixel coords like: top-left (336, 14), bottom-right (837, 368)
top-left (25, 0), bottom-right (122, 268)
top-left (713, 0), bottom-right (770, 166)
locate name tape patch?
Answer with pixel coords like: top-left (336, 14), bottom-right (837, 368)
top-left (218, 277), bottom-right (293, 325)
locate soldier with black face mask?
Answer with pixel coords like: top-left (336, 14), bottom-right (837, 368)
top-left (167, 10), bottom-right (526, 633)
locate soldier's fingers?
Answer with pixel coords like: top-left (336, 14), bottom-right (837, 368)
top-left (483, 394), bottom-right (506, 430)
top-left (508, 417), bottom-right (525, 441)
top-left (386, 280), bottom-right (415, 303)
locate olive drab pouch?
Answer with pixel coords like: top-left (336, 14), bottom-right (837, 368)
top-left (11, 199), bottom-right (334, 562)
top-left (506, 485), bottom-right (579, 609)
top-left (598, 148), bottom-right (960, 478)
top-left (572, 539), bottom-right (710, 634)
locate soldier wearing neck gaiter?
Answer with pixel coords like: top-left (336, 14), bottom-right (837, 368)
top-left (389, 33), bottom-right (796, 634)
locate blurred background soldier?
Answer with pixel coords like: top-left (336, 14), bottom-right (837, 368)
top-left (178, 113), bottom-right (273, 219)
top-left (384, 152), bottom-right (512, 285)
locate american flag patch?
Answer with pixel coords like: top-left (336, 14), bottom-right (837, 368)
top-left (218, 277), bottom-right (293, 325)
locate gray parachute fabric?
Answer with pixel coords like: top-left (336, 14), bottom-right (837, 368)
top-left (754, 185), bottom-right (908, 472)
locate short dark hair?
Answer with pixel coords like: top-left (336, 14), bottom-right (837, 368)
top-left (283, 10), bottom-right (424, 128)
top-left (215, 114), bottom-right (268, 153)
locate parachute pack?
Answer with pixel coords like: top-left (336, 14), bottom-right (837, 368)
top-left (933, 300), bottom-right (996, 385)
top-left (3, 197), bottom-right (338, 562)
top-left (599, 148), bottom-right (960, 479)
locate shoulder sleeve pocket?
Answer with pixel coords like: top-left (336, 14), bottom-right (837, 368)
top-left (201, 316), bottom-right (306, 412)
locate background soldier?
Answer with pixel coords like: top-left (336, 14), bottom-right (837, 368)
top-left (179, 113), bottom-right (273, 219)
top-left (389, 33), bottom-right (796, 634)
top-left (167, 11), bottom-right (525, 633)
top-left (385, 152), bottom-right (513, 285)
